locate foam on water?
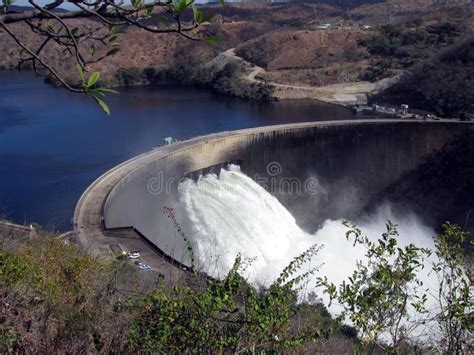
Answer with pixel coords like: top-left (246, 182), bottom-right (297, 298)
top-left (179, 165), bottom-right (435, 284)
top-left (179, 164), bottom-right (316, 282)
top-left (177, 165), bottom-right (441, 339)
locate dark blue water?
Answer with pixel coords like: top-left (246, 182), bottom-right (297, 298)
top-left (0, 70), bottom-right (358, 230)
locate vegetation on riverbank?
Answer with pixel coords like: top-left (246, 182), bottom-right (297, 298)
top-left (113, 62), bottom-right (274, 101)
top-left (372, 36), bottom-right (474, 118)
top-left (1, 1), bottom-right (472, 115)
top-left (0, 232), bottom-right (349, 353)
top-left (1, 218), bottom-right (472, 353)
top-left (359, 20), bottom-right (467, 81)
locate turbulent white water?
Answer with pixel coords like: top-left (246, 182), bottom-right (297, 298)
top-left (178, 165), bottom-right (435, 286)
top-left (177, 165), bottom-right (442, 340)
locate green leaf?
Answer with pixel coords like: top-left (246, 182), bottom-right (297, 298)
top-left (87, 71), bottom-right (100, 88)
top-left (143, 4), bottom-right (153, 16)
top-left (92, 87), bottom-right (119, 95)
top-left (93, 96), bottom-right (110, 115)
top-left (173, 0), bottom-right (193, 14)
top-left (76, 64), bottom-right (84, 83)
top-left (109, 25), bottom-right (123, 35)
top-left (90, 45), bottom-right (96, 57)
top-left (202, 12), bottom-right (214, 23)
top-left (191, 4), bottom-right (212, 25)
top-left (204, 35), bottom-right (219, 45)
top-left (131, 0), bottom-right (142, 8)
top-left (106, 47), bottom-right (120, 57)
top-left (45, 21), bottom-right (55, 34)
top-left (192, 4), bottom-right (199, 22)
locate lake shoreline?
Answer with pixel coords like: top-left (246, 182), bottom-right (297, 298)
top-left (0, 70), bottom-right (360, 230)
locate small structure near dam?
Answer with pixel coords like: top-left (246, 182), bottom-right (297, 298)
top-left (73, 119), bottom-right (473, 272)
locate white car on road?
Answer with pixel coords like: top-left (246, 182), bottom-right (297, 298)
top-left (128, 250), bottom-right (140, 259)
top-left (134, 261), bottom-right (151, 270)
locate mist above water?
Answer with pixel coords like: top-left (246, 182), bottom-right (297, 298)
top-left (178, 165), bottom-right (435, 285)
top-left (177, 165), bottom-right (441, 339)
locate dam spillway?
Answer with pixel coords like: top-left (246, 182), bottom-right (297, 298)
top-left (73, 119), bottom-right (473, 269)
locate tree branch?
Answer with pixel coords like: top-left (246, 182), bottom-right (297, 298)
top-left (0, 22), bottom-right (83, 93)
top-left (0, 0), bottom-right (216, 113)
top-left (28, 0), bottom-right (86, 69)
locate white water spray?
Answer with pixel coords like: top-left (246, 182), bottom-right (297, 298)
top-left (177, 165), bottom-right (441, 340)
top-left (179, 165), bottom-right (435, 283)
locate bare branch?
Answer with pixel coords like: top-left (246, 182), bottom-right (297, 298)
top-left (74, 4), bottom-right (126, 26)
top-left (43, 0), bottom-right (64, 11)
top-left (28, 0), bottom-right (87, 69)
top-left (0, 0), bottom-right (216, 113)
top-left (0, 22), bottom-right (84, 93)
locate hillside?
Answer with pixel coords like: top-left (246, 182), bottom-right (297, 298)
top-left (235, 29), bottom-right (370, 86)
top-left (0, 224), bottom-right (356, 353)
top-left (0, 1), bottom-right (473, 114)
top-left (372, 36), bottom-right (474, 117)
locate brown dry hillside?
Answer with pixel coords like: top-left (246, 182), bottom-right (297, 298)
top-left (0, 2), bottom-right (339, 84)
top-left (373, 35), bottom-right (474, 117)
top-left (0, 0), bottom-right (472, 104)
top-left (235, 29), bottom-right (370, 86)
top-left (237, 29), bottom-right (369, 70)
top-left (0, 15), bottom-right (276, 84)
top-left (199, 2), bottom-right (344, 25)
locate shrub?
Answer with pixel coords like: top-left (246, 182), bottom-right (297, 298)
top-left (317, 221), bottom-right (473, 353)
top-left (195, 62), bottom-right (274, 100)
top-left (318, 221), bottom-right (431, 351)
top-left (115, 67), bottom-right (144, 87)
top-left (0, 234), bottom-right (337, 353)
top-left (0, 238), bottom-right (138, 352)
top-left (123, 247), bottom-right (329, 353)
top-left (431, 223), bottom-right (474, 353)
top-left (359, 59), bottom-right (393, 81)
top-left (373, 37), bottom-right (474, 117)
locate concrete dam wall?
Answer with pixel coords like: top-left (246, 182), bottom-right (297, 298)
top-left (74, 120), bottom-right (472, 266)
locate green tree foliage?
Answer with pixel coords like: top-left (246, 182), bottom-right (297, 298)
top-left (359, 21), bottom-right (466, 84)
top-left (143, 65), bottom-right (190, 85)
top-left (123, 246), bottom-right (327, 352)
top-left (431, 222), bottom-right (474, 354)
top-left (361, 22), bottom-right (463, 60)
top-left (0, 325), bottom-right (21, 353)
top-left (1, 220), bottom-right (472, 352)
top-left (361, 24), bottom-right (410, 59)
top-left (0, 238), bottom-right (139, 352)
top-left (115, 67), bottom-right (146, 87)
top-left (359, 59), bottom-right (393, 81)
top-left (318, 220), bottom-right (474, 353)
top-left (0, 235), bottom-right (339, 353)
top-left (197, 62), bottom-right (274, 100)
top-left (114, 62), bottom-right (274, 101)
top-left (374, 37), bottom-right (474, 117)
top-left (318, 221), bottom-right (431, 352)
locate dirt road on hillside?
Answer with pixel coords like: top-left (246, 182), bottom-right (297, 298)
top-left (214, 48), bottom-right (403, 106)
